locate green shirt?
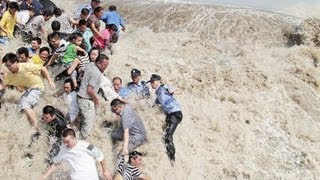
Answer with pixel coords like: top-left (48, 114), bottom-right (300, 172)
top-left (62, 43), bottom-right (77, 65)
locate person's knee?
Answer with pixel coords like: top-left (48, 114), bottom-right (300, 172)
top-left (164, 133), bottom-right (173, 144)
top-left (111, 130), bottom-right (123, 141)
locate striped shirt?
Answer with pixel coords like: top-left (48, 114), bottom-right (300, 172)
top-left (78, 52), bottom-right (90, 68)
top-left (116, 155), bottom-right (142, 180)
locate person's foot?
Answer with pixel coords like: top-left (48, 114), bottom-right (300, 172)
top-left (30, 130), bottom-right (41, 142)
top-left (170, 159), bottom-right (175, 167)
top-left (24, 152), bottom-right (34, 159)
top-left (101, 120), bottom-right (113, 128)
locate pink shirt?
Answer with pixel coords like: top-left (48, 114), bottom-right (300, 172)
top-left (92, 29), bottom-right (110, 49)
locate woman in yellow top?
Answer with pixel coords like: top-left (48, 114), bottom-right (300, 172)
top-left (31, 47), bottom-right (50, 66)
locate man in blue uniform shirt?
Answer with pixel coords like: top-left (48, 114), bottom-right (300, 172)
top-left (127, 68), bottom-right (150, 98)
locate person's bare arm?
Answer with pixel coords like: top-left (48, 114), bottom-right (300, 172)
top-left (40, 26), bottom-right (46, 36)
top-left (87, 85), bottom-right (99, 108)
top-left (0, 25), bottom-right (8, 36)
top-left (45, 54), bottom-right (58, 68)
top-left (122, 128), bottom-right (129, 155)
top-left (41, 163), bottom-right (59, 180)
top-left (41, 66), bottom-right (55, 90)
top-left (99, 159), bottom-right (112, 180)
top-left (69, 17), bottom-right (79, 25)
top-left (75, 46), bottom-right (86, 53)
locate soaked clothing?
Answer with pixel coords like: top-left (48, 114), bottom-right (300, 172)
top-left (77, 62), bottom-right (102, 138)
top-left (20, 0), bottom-right (43, 16)
top-left (2, 63), bottom-right (46, 91)
top-left (92, 29), bottom-right (110, 50)
top-left (0, 10), bottom-right (17, 38)
top-left (75, 28), bottom-right (93, 52)
top-left (73, 3), bottom-right (93, 20)
top-left (116, 155), bottom-right (142, 180)
top-left (25, 15), bottom-right (45, 37)
top-left (62, 43), bottom-right (77, 65)
top-left (111, 104), bottom-right (147, 152)
top-left (46, 116), bottom-right (67, 138)
top-left (155, 84), bottom-right (183, 161)
top-left (53, 140), bottom-right (104, 180)
top-left (118, 87), bottom-right (131, 99)
top-left (31, 55), bottom-right (45, 65)
top-left (155, 84), bottom-right (180, 113)
top-left (127, 81), bottom-right (150, 98)
top-left (18, 88), bottom-right (43, 111)
top-left (164, 111), bottom-right (182, 162)
top-left (101, 10), bottom-right (125, 34)
top-left (63, 91), bottom-right (79, 123)
top-left (2, 62), bottom-right (47, 111)
top-left (45, 115), bottom-right (67, 164)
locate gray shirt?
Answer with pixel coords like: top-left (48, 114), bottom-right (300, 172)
top-left (120, 104), bottom-right (147, 140)
top-left (78, 62), bottom-right (101, 99)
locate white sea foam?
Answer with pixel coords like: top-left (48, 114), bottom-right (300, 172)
top-left (1, 0), bottom-right (320, 179)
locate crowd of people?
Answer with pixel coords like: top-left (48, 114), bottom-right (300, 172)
top-left (0, 0), bottom-right (183, 179)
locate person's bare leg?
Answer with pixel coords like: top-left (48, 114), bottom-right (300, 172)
top-left (67, 58), bottom-right (81, 75)
top-left (72, 77), bottom-right (78, 89)
top-left (24, 108), bottom-right (38, 131)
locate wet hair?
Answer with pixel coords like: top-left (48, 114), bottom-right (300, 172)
top-left (64, 78), bottom-right (74, 91)
top-left (107, 24), bottom-right (118, 32)
top-left (53, 7), bottom-right (62, 17)
top-left (93, 6), bottom-right (103, 14)
top-left (51, 20), bottom-right (61, 31)
top-left (17, 47), bottom-right (29, 57)
top-left (42, 10), bottom-right (54, 17)
top-left (48, 32), bottom-right (61, 40)
top-left (110, 98), bottom-right (125, 107)
top-left (78, 42), bottom-right (87, 56)
top-left (27, 6), bottom-right (35, 13)
top-left (81, 8), bottom-right (89, 16)
top-left (62, 128), bottom-right (76, 138)
top-left (89, 47), bottom-right (101, 61)
top-left (109, 5), bottom-right (116, 11)
top-left (39, 46), bottom-right (50, 54)
top-left (43, 105), bottom-right (66, 120)
top-left (112, 77), bottom-right (122, 84)
top-left (78, 19), bottom-right (87, 26)
top-left (128, 151), bottom-right (143, 164)
top-left (8, 1), bottom-right (19, 10)
top-left (31, 37), bottom-right (42, 45)
top-left (2, 53), bottom-right (19, 63)
top-left (95, 54), bottom-right (109, 64)
top-left (42, 105), bottom-right (56, 115)
top-left (69, 32), bottom-right (83, 42)
top-left (94, 20), bottom-right (101, 28)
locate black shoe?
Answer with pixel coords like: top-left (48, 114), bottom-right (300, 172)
top-left (31, 131), bottom-right (41, 141)
top-left (24, 152), bottom-right (34, 159)
top-left (54, 69), bottom-right (68, 81)
top-left (101, 120), bottom-right (113, 128)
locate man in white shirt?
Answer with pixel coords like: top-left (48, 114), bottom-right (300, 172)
top-left (62, 78), bottom-right (79, 123)
top-left (41, 128), bottom-right (112, 180)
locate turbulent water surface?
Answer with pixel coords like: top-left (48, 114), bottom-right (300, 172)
top-left (1, 0), bottom-right (320, 179)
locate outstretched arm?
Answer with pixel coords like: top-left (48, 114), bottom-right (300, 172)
top-left (41, 66), bottom-right (55, 90)
top-left (99, 160), bottom-right (112, 180)
top-left (122, 128), bottom-right (129, 155)
top-left (41, 163), bottom-right (59, 180)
